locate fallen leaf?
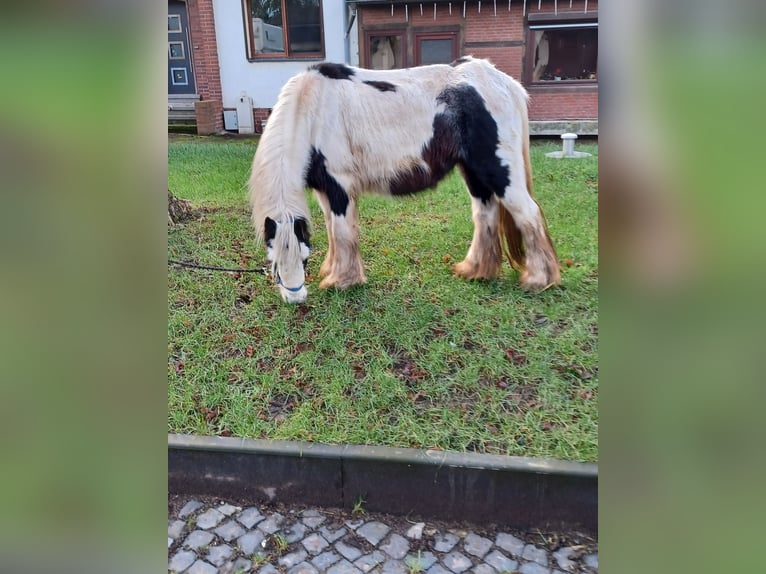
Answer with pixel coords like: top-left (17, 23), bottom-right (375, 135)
top-left (442, 253), bottom-right (452, 263)
top-left (245, 345), bottom-right (254, 357)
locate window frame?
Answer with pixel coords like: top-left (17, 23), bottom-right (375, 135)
top-left (524, 12), bottom-right (598, 87)
top-left (243, 0), bottom-right (325, 61)
top-left (414, 31), bottom-right (459, 66)
top-left (363, 27), bottom-right (408, 70)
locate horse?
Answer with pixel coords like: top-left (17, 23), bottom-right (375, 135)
top-left (249, 56), bottom-right (560, 304)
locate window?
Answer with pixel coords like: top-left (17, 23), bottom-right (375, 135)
top-left (171, 68), bottom-right (189, 86)
top-left (367, 33), bottom-right (405, 69)
top-left (168, 14), bottom-right (182, 33)
top-left (415, 32), bottom-right (458, 66)
top-left (168, 42), bottom-right (185, 60)
top-left (528, 21), bottom-right (597, 83)
top-left (244, 0), bottom-right (323, 58)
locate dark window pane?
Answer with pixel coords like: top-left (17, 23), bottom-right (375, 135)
top-left (286, 0), bottom-right (322, 54)
top-left (419, 39), bottom-right (453, 65)
top-left (533, 27), bottom-right (597, 82)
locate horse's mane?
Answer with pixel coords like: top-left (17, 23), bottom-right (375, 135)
top-left (249, 74), bottom-right (315, 244)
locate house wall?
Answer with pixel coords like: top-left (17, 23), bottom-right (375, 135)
top-left (186, 0), bottom-right (225, 133)
top-left (212, 0), bottom-right (348, 114)
top-left (358, 0), bottom-right (598, 123)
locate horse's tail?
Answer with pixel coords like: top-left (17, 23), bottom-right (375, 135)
top-left (249, 72), bottom-right (316, 242)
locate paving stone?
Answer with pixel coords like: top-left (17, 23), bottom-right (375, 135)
top-left (222, 557), bottom-right (252, 574)
top-left (552, 547), bottom-right (577, 572)
top-left (168, 537), bottom-right (173, 549)
top-left (258, 513), bottom-right (285, 534)
top-left (301, 509), bottom-right (327, 529)
top-left (495, 533), bottom-right (525, 557)
top-left (312, 550), bottom-right (342, 570)
top-left (518, 562), bottom-right (551, 574)
top-left (463, 533), bottom-right (493, 558)
top-left (583, 553), bottom-right (598, 570)
top-left (187, 560), bottom-right (218, 574)
top-left (380, 533), bottom-right (409, 559)
top-left (320, 525), bottom-right (347, 543)
top-left (405, 551), bottom-right (437, 571)
top-left (215, 519), bottom-right (246, 542)
top-left (288, 561), bottom-right (319, 574)
top-left (302, 532), bottom-right (330, 555)
top-left (196, 508), bottom-right (226, 530)
top-left (169, 519), bottom-right (187, 540)
top-left (183, 530), bottom-right (214, 551)
top-left (357, 521), bottom-right (391, 545)
top-left (345, 519), bottom-right (365, 530)
top-left (238, 507), bottom-right (265, 529)
top-left (335, 540), bottom-right (364, 562)
top-left (327, 559), bottom-right (363, 574)
top-left (522, 544), bottom-right (549, 566)
top-left (380, 559), bottom-right (408, 573)
top-left (258, 565), bottom-right (280, 574)
top-left (433, 532), bottom-right (460, 553)
top-left (484, 549), bottom-right (517, 572)
top-left (442, 551), bottom-right (473, 573)
top-left (237, 530), bottom-right (266, 555)
top-left (283, 521), bottom-right (308, 543)
top-left (169, 549), bottom-right (196, 573)
top-left (279, 549), bottom-right (309, 568)
top-left (354, 550), bottom-right (386, 572)
top-left (207, 544), bottom-right (234, 567)
top-left (218, 503), bottom-right (240, 516)
top-left (471, 565), bottom-right (496, 574)
top-left (426, 563), bottom-right (455, 574)
top-left (179, 500), bottom-right (203, 518)
top-left (406, 522), bottom-right (425, 540)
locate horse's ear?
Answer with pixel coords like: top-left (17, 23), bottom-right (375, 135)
top-left (264, 217), bottom-right (277, 242)
top-left (294, 218), bottom-right (310, 246)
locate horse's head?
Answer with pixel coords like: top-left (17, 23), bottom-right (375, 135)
top-left (264, 216), bottom-right (311, 304)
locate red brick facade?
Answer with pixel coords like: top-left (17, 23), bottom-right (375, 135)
top-left (186, 0), bottom-right (224, 133)
top-left (357, 0), bottom-right (598, 123)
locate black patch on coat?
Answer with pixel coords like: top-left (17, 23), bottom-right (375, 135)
top-left (293, 217), bottom-right (310, 248)
top-left (264, 216), bottom-right (277, 243)
top-left (305, 147), bottom-right (349, 217)
top-left (387, 83), bottom-right (509, 201)
top-left (436, 84), bottom-right (510, 201)
top-left (363, 80), bottom-right (397, 93)
top-left (450, 56), bottom-right (472, 67)
top-left (311, 63), bottom-right (355, 80)
top-left (388, 112), bottom-right (460, 196)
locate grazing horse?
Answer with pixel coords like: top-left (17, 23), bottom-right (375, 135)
top-left (249, 56), bottom-right (560, 304)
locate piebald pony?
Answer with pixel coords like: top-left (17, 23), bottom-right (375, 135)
top-left (249, 57), bottom-right (560, 303)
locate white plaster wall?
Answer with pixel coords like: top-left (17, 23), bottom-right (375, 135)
top-left (213, 0), bottom-right (348, 109)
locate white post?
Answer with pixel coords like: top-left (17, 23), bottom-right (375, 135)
top-left (561, 133), bottom-right (578, 157)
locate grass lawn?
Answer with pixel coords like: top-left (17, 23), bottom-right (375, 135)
top-left (168, 134), bottom-right (598, 462)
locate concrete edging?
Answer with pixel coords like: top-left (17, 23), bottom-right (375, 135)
top-left (169, 433), bottom-right (597, 534)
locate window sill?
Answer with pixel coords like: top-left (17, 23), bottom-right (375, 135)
top-left (247, 55), bottom-right (326, 63)
top-left (526, 82), bottom-right (598, 94)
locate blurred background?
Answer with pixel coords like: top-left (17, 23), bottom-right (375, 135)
top-left (0, 0), bottom-right (764, 572)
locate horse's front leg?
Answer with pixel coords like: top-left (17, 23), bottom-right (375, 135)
top-left (319, 197), bottom-right (367, 290)
top-left (313, 189), bottom-right (335, 278)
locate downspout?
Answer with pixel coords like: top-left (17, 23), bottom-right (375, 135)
top-left (344, 3), bottom-right (357, 65)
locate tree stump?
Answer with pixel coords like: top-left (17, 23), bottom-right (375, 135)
top-left (168, 190), bottom-right (196, 225)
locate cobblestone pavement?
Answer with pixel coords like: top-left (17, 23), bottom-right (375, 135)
top-left (168, 497), bottom-right (597, 574)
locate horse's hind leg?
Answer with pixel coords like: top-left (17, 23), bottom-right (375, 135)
top-left (498, 180), bottom-right (561, 292)
top-left (319, 197), bottom-right (367, 290)
top-left (313, 189), bottom-right (335, 278)
top-left (453, 172), bottom-right (503, 280)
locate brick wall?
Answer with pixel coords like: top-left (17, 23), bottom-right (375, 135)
top-left (186, 0), bottom-right (224, 133)
top-left (358, 0), bottom-right (598, 122)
